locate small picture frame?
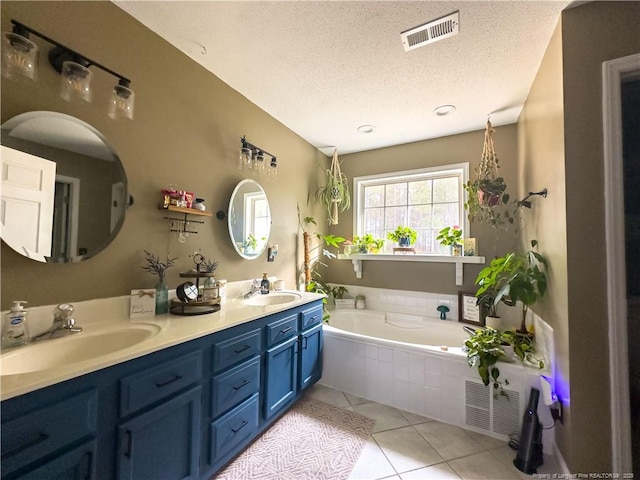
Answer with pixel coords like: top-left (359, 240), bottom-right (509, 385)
top-left (464, 238), bottom-right (477, 256)
top-left (458, 291), bottom-right (484, 326)
top-left (130, 289), bottom-right (156, 318)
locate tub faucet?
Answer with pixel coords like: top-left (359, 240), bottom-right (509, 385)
top-left (32, 303), bottom-right (83, 341)
top-left (243, 280), bottom-right (262, 299)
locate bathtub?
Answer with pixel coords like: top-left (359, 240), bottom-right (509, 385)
top-left (324, 309), bottom-right (469, 354)
top-left (321, 308), bottom-right (541, 443)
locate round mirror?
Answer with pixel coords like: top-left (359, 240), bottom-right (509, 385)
top-left (0, 111), bottom-right (129, 263)
top-left (228, 179), bottom-right (271, 259)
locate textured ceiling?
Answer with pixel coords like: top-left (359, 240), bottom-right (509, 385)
top-left (114, 1), bottom-right (573, 155)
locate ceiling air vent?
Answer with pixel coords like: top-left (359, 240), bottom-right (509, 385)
top-left (401, 11), bottom-right (459, 52)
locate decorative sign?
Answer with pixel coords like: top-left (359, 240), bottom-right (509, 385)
top-left (130, 289), bottom-right (156, 318)
top-left (464, 238), bottom-right (477, 256)
top-left (458, 291), bottom-right (484, 326)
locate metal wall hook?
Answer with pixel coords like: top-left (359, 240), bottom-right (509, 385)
top-left (517, 188), bottom-right (548, 208)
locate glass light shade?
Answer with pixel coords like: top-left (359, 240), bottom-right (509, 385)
top-left (239, 147), bottom-right (253, 171)
top-left (1, 32), bottom-right (39, 81)
top-left (255, 152), bottom-right (266, 175)
top-left (108, 84), bottom-right (135, 120)
top-left (59, 61), bottom-right (92, 102)
top-left (268, 159), bottom-right (278, 180)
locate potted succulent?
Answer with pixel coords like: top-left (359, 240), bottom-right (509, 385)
top-left (474, 240), bottom-right (548, 334)
top-left (387, 226), bottom-right (417, 247)
top-left (436, 225), bottom-right (463, 255)
top-left (464, 327), bottom-right (544, 397)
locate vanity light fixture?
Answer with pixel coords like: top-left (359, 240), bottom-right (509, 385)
top-left (238, 136), bottom-right (278, 179)
top-left (2, 20), bottom-right (135, 120)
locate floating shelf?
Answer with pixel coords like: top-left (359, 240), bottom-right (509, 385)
top-left (160, 205), bottom-right (212, 234)
top-left (337, 253), bottom-right (486, 286)
top-left (161, 205), bottom-right (213, 217)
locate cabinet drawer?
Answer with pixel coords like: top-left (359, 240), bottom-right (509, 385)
top-left (265, 313), bottom-right (298, 347)
top-left (300, 304), bottom-right (323, 330)
top-left (212, 329), bottom-right (261, 373)
top-left (209, 393), bottom-right (259, 464)
top-left (119, 351), bottom-right (201, 417)
top-left (211, 356), bottom-right (261, 418)
top-left (1, 389), bottom-right (97, 476)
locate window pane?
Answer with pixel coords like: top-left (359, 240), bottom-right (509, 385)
top-left (433, 177), bottom-right (459, 203)
top-left (385, 183), bottom-right (407, 206)
top-left (408, 180), bottom-right (432, 205)
top-left (432, 203), bottom-right (460, 230)
top-left (408, 205), bottom-right (432, 229)
top-left (364, 208), bottom-right (384, 231)
top-left (385, 206), bottom-right (406, 230)
top-left (364, 185), bottom-right (384, 208)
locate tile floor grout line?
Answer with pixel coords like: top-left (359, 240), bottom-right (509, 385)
top-left (370, 427), bottom-right (403, 479)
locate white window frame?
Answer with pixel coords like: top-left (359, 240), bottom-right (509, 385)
top-left (353, 163), bottom-right (470, 252)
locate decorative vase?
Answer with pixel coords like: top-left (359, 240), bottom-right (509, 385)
top-left (398, 237), bottom-right (411, 247)
top-left (203, 276), bottom-right (217, 301)
top-left (155, 278), bottom-right (169, 314)
top-left (451, 244), bottom-right (462, 256)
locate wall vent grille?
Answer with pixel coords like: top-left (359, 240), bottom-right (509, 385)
top-left (401, 11), bottom-right (459, 52)
top-left (464, 378), bottom-right (522, 439)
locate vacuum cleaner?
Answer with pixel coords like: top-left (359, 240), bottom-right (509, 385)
top-left (513, 387), bottom-right (544, 474)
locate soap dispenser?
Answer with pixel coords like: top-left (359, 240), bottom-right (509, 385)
top-left (2, 301), bottom-right (29, 348)
top-left (260, 273), bottom-right (270, 294)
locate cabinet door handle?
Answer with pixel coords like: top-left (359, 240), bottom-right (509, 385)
top-left (309, 315), bottom-right (319, 323)
top-left (303, 336), bottom-right (308, 350)
top-left (231, 420), bottom-right (248, 434)
top-left (123, 430), bottom-right (133, 459)
top-left (155, 374), bottom-right (182, 388)
top-left (1, 432), bottom-right (49, 460)
top-left (280, 326), bottom-right (292, 334)
top-left (232, 379), bottom-right (250, 391)
top-left (233, 345), bottom-right (251, 354)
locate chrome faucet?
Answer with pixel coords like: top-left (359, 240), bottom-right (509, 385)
top-left (243, 279), bottom-right (262, 299)
top-left (33, 303), bottom-right (83, 341)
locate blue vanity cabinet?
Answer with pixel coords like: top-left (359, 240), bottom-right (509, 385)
top-left (117, 387), bottom-right (201, 480)
top-left (15, 440), bottom-right (97, 480)
top-left (264, 335), bottom-right (299, 420)
top-left (299, 323), bottom-right (323, 391)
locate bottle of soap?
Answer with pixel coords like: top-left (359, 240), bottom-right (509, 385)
top-left (260, 273), bottom-right (270, 294)
top-left (2, 301), bottom-right (29, 348)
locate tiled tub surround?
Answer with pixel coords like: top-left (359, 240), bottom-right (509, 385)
top-left (321, 303), bottom-right (557, 455)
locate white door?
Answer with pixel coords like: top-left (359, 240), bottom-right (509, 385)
top-left (0, 145), bottom-right (56, 261)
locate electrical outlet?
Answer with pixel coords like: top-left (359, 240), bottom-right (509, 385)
top-left (550, 398), bottom-right (563, 424)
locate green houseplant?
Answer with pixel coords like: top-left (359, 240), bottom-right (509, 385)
top-left (387, 226), bottom-right (417, 247)
top-left (353, 233), bottom-right (384, 253)
top-left (474, 240), bottom-right (548, 334)
top-left (315, 149), bottom-right (351, 225)
top-left (465, 327), bottom-right (543, 396)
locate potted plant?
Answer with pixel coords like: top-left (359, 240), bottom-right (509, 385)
top-left (387, 226), bottom-right (417, 247)
top-left (475, 289), bottom-right (502, 329)
top-left (464, 327), bottom-right (544, 397)
top-left (464, 119), bottom-right (517, 229)
top-left (436, 225), bottom-right (463, 255)
top-left (315, 149), bottom-right (351, 225)
top-left (474, 240), bottom-right (548, 334)
top-left (353, 233), bottom-right (384, 253)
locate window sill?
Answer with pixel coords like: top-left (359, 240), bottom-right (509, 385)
top-left (337, 253), bottom-right (486, 285)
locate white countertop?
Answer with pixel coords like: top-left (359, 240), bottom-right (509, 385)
top-left (0, 290), bottom-right (324, 401)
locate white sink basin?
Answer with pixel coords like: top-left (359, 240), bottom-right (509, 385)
top-left (244, 292), bottom-right (301, 307)
top-left (0, 324), bottom-right (161, 375)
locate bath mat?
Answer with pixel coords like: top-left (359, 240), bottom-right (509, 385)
top-left (214, 395), bottom-right (375, 480)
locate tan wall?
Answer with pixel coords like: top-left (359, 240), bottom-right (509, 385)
top-left (517, 19), bottom-right (572, 465)
top-left (1, 1), bottom-right (327, 309)
top-left (560, 1), bottom-right (640, 472)
top-left (326, 124), bottom-right (519, 295)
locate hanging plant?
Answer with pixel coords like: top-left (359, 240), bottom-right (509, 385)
top-left (464, 120), bottom-right (516, 229)
top-left (315, 149), bottom-right (351, 225)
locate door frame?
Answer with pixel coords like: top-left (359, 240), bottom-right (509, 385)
top-left (602, 52), bottom-right (639, 474)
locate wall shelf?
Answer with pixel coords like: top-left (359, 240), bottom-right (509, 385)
top-left (337, 254), bottom-right (486, 286)
top-left (159, 205), bottom-right (213, 234)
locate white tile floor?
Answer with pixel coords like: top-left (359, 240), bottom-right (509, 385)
top-left (306, 384), bottom-right (562, 480)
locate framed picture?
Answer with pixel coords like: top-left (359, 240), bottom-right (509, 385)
top-left (458, 291), bottom-right (484, 326)
top-left (464, 238), bottom-right (477, 256)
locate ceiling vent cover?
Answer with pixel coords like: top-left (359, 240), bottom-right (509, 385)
top-left (401, 11), bottom-right (459, 52)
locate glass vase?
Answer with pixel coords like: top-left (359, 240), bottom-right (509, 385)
top-left (451, 244), bottom-right (462, 256)
top-left (155, 278), bottom-right (169, 314)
